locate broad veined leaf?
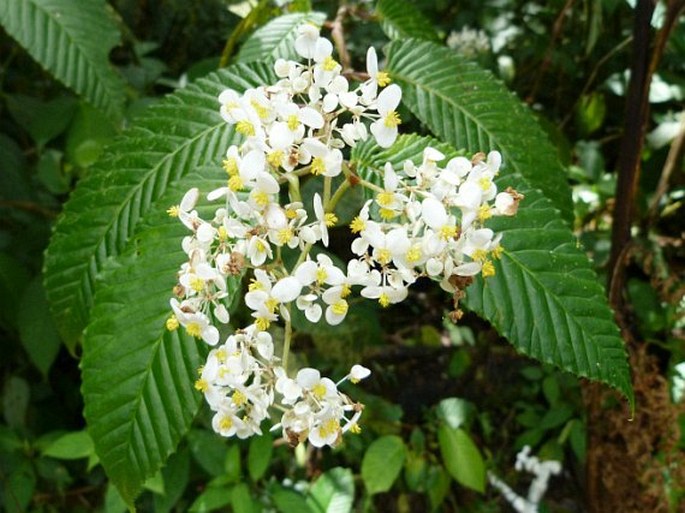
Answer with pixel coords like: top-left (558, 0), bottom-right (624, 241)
top-left (462, 173), bottom-right (633, 406)
top-left (236, 11), bottom-right (327, 63)
top-left (307, 467), bottom-right (354, 513)
top-left (361, 435), bottom-right (406, 494)
top-left (376, 0), bottom-right (439, 42)
top-left (82, 172), bottom-right (238, 505)
top-left (351, 135), bottom-right (632, 406)
top-left (0, 0), bottom-right (125, 119)
top-left (385, 38), bottom-right (574, 223)
top-left (437, 426), bottom-right (485, 493)
top-left (44, 61), bottom-right (275, 347)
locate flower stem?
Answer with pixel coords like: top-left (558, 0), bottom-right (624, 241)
top-left (282, 306), bottom-right (293, 371)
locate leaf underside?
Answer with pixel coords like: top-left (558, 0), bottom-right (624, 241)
top-left (0, 0), bottom-right (125, 119)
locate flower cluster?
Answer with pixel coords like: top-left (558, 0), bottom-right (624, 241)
top-left (167, 23), bottom-right (522, 448)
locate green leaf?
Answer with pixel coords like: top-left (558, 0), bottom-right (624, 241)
top-left (353, 134), bottom-right (633, 407)
top-left (18, 277), bottom-right (62, 377)
top-left (462, 175), bottom-right (633, 407)
top-left (437, 426), bottom-right (485, 493)
top-left (361, 435), bottom-right (406, 495)
top-left (44, 61), bottom-right (275, 347)
top-left (435, 398), bottom-right (475, 430)
top-left (0, 253), bottom-right (31, 333)
top-left (189, 486), bottom-right (233, 513)
top-left (5, 95), bottom-right (78, 146)
top-left (81, 172), bottom-right (241, 504)
top-left (0, 0), bottom-right (125, 120)
top-left (385, 38), bottom-right (574, 222)
top-left (153, 447), bottom-right (190, 513)
top-left (231, 483), bottom-right (257, 513)
top-left (104, 483), bottom-right (128, 513)
top-left (273, 488), bottom-right (313, 513)
top-left (236, 12), bottom-right (327, 63)
top-left (42, 431), bottom-right (94, 460)
top-left (247, 433), bottom-right (273, 482)
top-left (188, 428), bottom-right (230, 478)
top-left (2, 377), bottom-right (30, 429)
top-left (376, 0), bottom-right (440, 42)
top-left (307, 467), bottom-right (354, 513)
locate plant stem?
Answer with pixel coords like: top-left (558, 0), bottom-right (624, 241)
top-left (328, 179), bottom-right (351, 211)
top-left (282, 307), bottom-right (293, 371)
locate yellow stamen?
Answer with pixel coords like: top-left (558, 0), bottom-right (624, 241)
top-left (228, 175), bottom-right (244, 191)
top-left (277, 228), bottom-right (294, 245)
top-left (492, 245), bottom-right (503, 259)
top-left (167, 205), bottom-right (180, 217)
top-left (350, 217), bottom-right (366, 234)
top-left (316, 268), bottom-right (328, 285)
top-left (255, 239), bottom-right (266, 253)
top-left (311, 157), bottom-right (326, 175)
top-left (218, 416), bottom-right (233, 431)
top-left (349, 423), bottom-right (362, 434)
top-left (287, 114), bottom-right (299, 131)
top-left (376, 71), bottom-right (391, 87)
top-left (379, 208), bottom-right (396, 220)
top-left (379, 293), bottom-right (390, 308)
top-left (331, 299), bottom-right (348, 316)
top-left (440, 225), bottom-right (458, 240)
top-left (248, 279), bottom-right (264, 292)
top-left (324, 212), bottom-right (338, 227)
top-left (285, 208), bottom-right (298, 219)
top-left (215, 349), bottom-right (227, 363)
top-left (482, 260), bottom-right (495, 278)
top-left (252, 190), bottom-right (269, 207)
top-left (166, 315), bottom-right (179, 331)
top-left (322, 56), bottom-right (338, 71)
top-left (255, 317), bottom-right (270, 331)
top-left (218, 226), bottom-right (228, 241)
top-left (236, 120), bottom-right (255, 136)
top-left (186, 322), bottom-right (202, 338)
top-left (312, 383), bottom-right (327, 400)
top-left (223, 157), bottom-right (238, 175)
top-left (318, 418), bottom-right (340, 438)
top-left (340, 283), bottom-right (351, 298)
top-left (477, 204), bottom-right (492, 222)
top-left (194, 378), bottom-right (208, 392)
top-left (232, 390), bottom-right (248, 407)
top-left (376, 191), bottom-right (395, 207)
top-left (190, 277), bottom-right (204, 292)
top-left (406, 246), bottom-right (422, 263)
top-left (251, 100), bottom-right (269, 120)
top-left (384, 111), bottom-right (401, 128)
top-left (265, 297), bottom-right (279, 313)
top-left (478, 177), bottom-right (492, 191)
top-left (472, 249), bottom-right (488, 262)
top-left (376, 249), bottom-right (391, 265)
top-left (267, 150), bottom-right (284, 168)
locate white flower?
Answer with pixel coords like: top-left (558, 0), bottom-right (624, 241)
top-left (295, 24), bottom-right (332, 61)
top-left (170, 298), bottom-right (219, 345)
top-left (322, 286), bottom-right (349, 325)
top-left (362, 47), bottom-right (391, 103)
top-left (370, 84), bottom-right (402, 148)
top-left (349, 364), bottom-right (371, 383)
